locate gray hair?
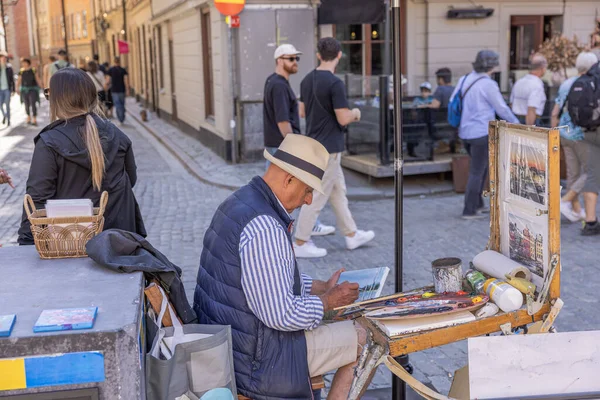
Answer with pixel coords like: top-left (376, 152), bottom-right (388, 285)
top-left (529, 53), bottom-right (548, 71)
top-left (576, 51), bottom-right (599, 74)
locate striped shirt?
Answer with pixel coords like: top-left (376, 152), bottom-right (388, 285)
top-left (240, 214), bottom-right (324, 332)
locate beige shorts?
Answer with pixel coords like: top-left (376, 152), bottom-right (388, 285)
top-left (304, 320), bottom-right (358, 377)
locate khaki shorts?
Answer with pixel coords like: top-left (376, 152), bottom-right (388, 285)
top-left (304, 320), bottom-right (358, 377)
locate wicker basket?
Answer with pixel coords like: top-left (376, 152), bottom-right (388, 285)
top-left (24, 191), bottom-right (109, 259)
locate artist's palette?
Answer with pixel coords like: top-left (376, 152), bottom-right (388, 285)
top-left (364, 293), bottom-right (488, 320)
top-left (335, 286), bottom-right (434, 320)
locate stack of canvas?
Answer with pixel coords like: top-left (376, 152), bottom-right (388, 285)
top-left (46, 199), bottom-right (93, 218)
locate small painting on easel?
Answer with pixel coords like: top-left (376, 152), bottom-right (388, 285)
top-left (508, 212), bottom-right (544, 279)
top-left (508, 141), bottom-right (547, 206)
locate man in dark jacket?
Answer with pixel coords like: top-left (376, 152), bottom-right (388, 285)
top-left (0, 51), bottom-right (15, 126)
top-left (194, 134), bottom-right (367, 400)
top-left (18, 114), bottom-right (146, 244)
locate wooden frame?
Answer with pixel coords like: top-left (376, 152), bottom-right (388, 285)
top-left (357, 121), bottom-right (561, 358)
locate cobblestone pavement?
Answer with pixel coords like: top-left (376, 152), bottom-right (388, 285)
top-left (2, 100), bottom-right (600, 395)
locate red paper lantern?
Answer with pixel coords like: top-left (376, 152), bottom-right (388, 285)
top-left (215, 0), bottom-right (245, 16)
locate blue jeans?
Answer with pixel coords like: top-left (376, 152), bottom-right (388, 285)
top-left (112, 92), bottom-right (126, 122)
top-left (0, 89), bottom-right (11, 123)
top-left (462, 136), bottom-right (488, 216)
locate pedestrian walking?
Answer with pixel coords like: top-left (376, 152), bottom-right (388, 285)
top-left (48, 49), bottom-right (73, 79)
top-left (551, 52), bottom-right (598, 223)
top-left (17, 59), bottom-right (40, 126)
top-left (510, 53), bottom-right (547, 125)
top-left (450, 50), bottom-right (519, 219)
top-left (581, 125), bottom-right (600, 236)
top-left (578, 53), bottom-right (600, 236)
top-left (263, 43), bottom-right (336, 236)
top-left (0, 168), bottom-right (13, 188)
top-left (18, 68), bottom-right (146, 245)
top-left (0, 51), bottom-right (15, 126)
top-left (86, 61), bottom-right (107, 114)
top-left (105, 57), bottom-right (129, 125)
top-left (293, 37), bottom-right (374, 258)
top-left (94, 55), bottom-right (107, 74)
top-left (42, 55), bottom-right (56, 88)
top-left (263, 44), bottom-right (302, 163)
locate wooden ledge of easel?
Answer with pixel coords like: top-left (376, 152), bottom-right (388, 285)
top-left (356, 303), bottom-right (551, 357)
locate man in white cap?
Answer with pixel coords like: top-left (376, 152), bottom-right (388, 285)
top-left (264, 43), bottom-right (336, 236)
top-left (263, 44), bottom-right (303, 162)
top-left (194, 133), bottom-right (367, 399)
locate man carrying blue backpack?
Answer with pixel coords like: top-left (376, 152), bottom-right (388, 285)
top-left (449, 50), bottom-right (518, 219)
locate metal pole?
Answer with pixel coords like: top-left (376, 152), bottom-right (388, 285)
top-left (227, 23), bottom-right (237, 164)
top-left (379, 75), bottom-right (390, 165)
top-left (122, 0), bottom-right (127, 41)
top-left (391, 0), bottom-right (408, 399)
top-left (60, 0), bottom-right (69, 57)
top-left (0, 0), bottom-right (8, 53)
top-left (383, 0), bottom-right (391, 77)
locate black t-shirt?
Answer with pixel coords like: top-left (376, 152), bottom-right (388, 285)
top-left (19, 69), bottom-right (38, 87)
top-left (300, 70), bottom-right (349, 153)
top-left (433, 85), bottom-right (454, 108)
top-left (108, 66), bottom-right (128, 93)
top-left (263, 73), bottom-right (300, 148)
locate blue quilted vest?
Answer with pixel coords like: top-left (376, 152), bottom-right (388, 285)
top-left (193, 176), bottom-right (312, 400)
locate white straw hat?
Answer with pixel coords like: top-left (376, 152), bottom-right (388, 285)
top-left (264, 134), bottom-right (329, 194)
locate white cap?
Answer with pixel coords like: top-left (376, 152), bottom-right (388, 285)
top-left (274, 44), bottom-right (302, 59)
top-left (420, 81), bottom-right (432, 90)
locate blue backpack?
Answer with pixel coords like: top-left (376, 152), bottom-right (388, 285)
top-left (448, 75), bottom-right (486, 128)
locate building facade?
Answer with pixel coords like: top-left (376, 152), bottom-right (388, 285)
top-left (126, 0), bottom-right (152, 106)
top-left (150, 0), bottom-right (235, 159)
top-left (64, 0), bottom-right (96, 66)
top-left (20, 0), bottom-right (599, 163)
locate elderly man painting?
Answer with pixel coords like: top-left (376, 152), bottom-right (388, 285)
top-left (194, 133), bottom-right (367, 399)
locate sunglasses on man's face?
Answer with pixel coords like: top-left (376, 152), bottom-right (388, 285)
top-left (280, 56), bottom-right (300, 62)
top-left (43, 88), bottom-right (50, 100)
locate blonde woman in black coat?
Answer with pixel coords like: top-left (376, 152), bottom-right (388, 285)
top-left (18, 68), bottom-right (146, 245)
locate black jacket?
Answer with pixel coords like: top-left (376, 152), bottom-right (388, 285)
top-left (2, 65), bottom-right (14, 93)
top-left (86, 229), bottom-right (197, 324)
top-left (18, 114), bottom-right (147, 244)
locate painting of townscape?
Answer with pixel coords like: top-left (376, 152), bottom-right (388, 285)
top-left (508, 213), bottom-right (544, 278)
top-left (509, 142), bottom-right (546, 206)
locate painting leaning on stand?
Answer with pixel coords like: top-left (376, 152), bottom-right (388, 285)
top-left (17, 68), bottom-right (146, 245)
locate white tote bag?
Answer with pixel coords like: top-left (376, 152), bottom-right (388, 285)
top-left (146, 286), bottom-right (236, 400)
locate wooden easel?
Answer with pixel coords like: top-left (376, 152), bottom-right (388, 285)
top-left (348, 121), bottom-right (562, 399)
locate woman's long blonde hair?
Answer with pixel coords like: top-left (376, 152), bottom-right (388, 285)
top-left (49, 68), bottom-right (105, 191)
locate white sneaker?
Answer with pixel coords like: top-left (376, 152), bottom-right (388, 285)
top-left (293, 241), bottom-right (327, 258)
top-left (579, 209), bottom-right (587, 221)
top-left (345, 230), bottom-right (375, 250)
top-left (560, 201), bottom-right (579, 222)
top-left (312, 223), bottom-right (335, 236)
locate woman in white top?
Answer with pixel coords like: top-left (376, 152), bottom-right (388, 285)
top-left (86, 61), bottom-right (107, 113)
